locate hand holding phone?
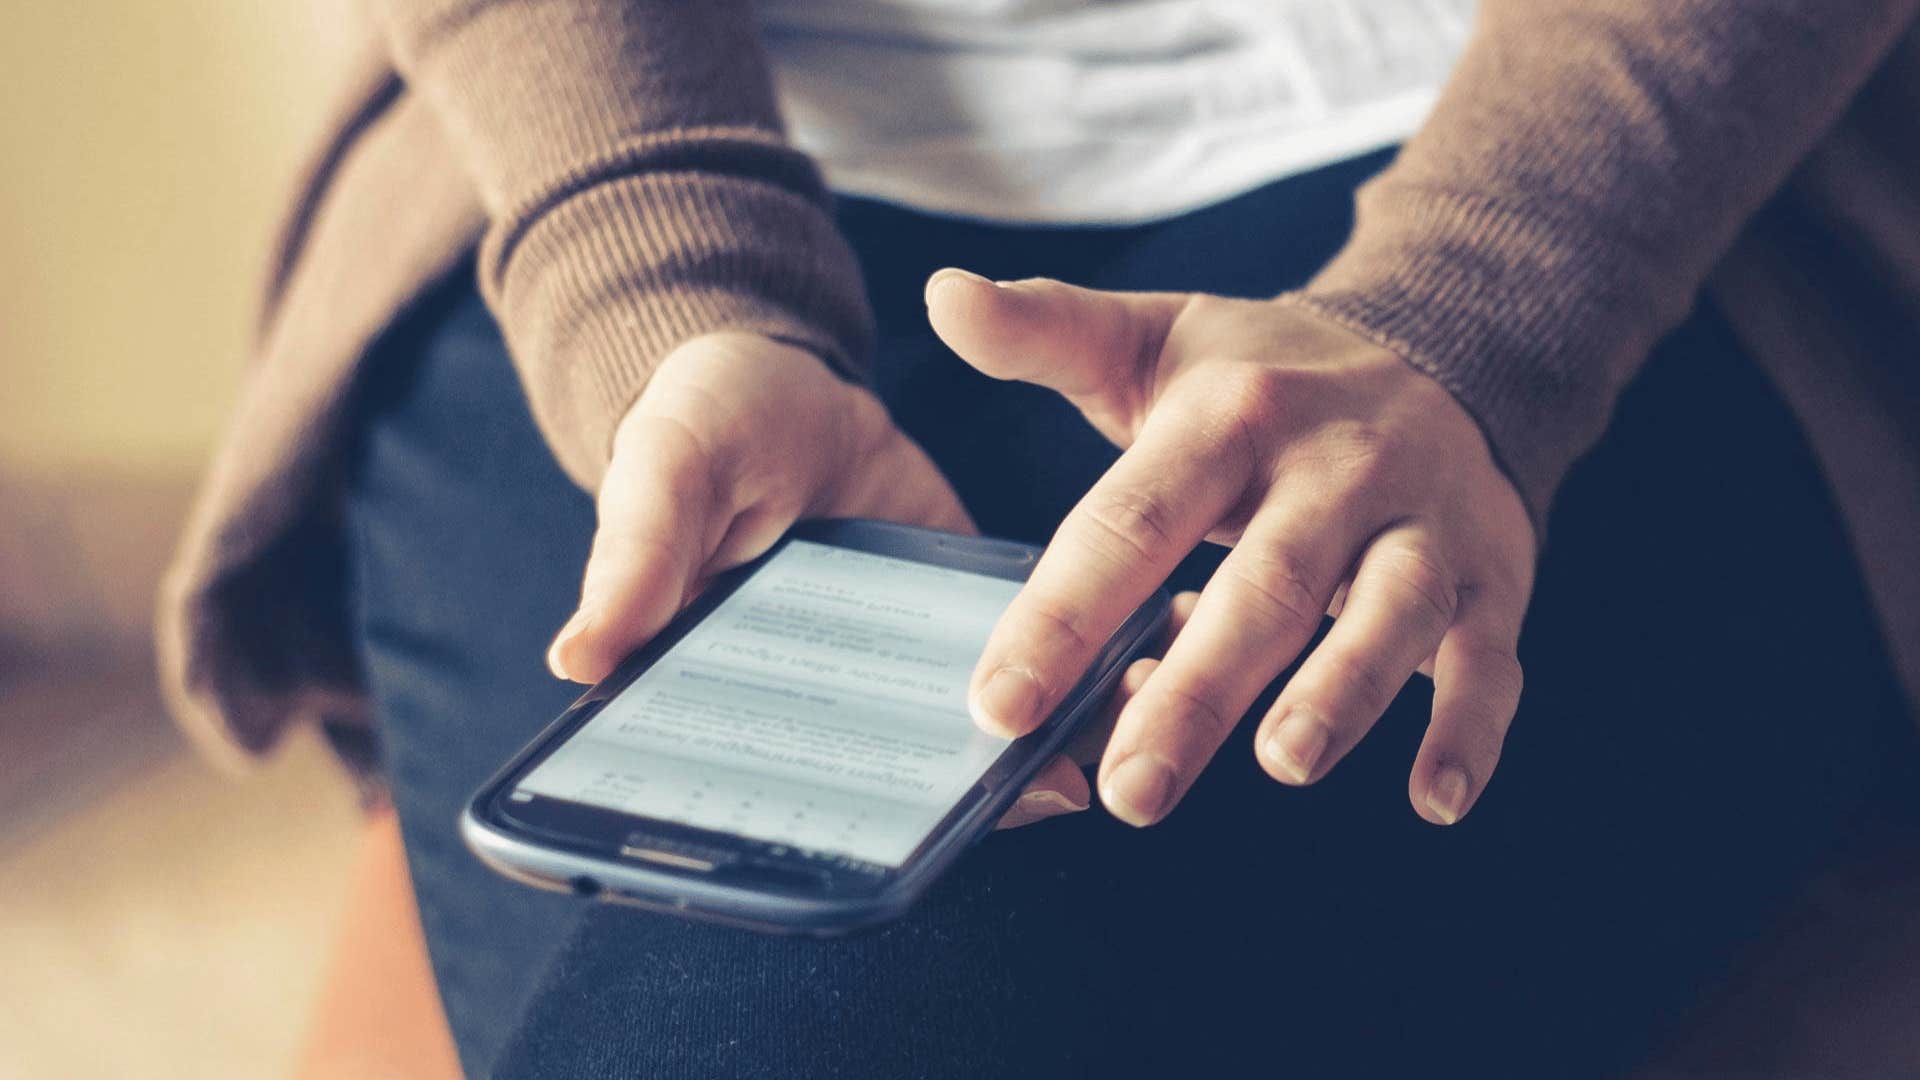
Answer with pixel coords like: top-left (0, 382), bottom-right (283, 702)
top-left (464, 520), bottom-right (1169, 934)
top-left (536, 333), bottom-right (1093, 824)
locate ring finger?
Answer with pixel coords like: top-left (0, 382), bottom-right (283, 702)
top-left (1255, 526), bottom-right (1459, 786)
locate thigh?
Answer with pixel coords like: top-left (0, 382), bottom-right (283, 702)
top-left (490, 198), bottom-right (1914, 1076)
top-left (344, 275), bottom-right (599, 1077)
top-left (1454, 306), bottom-right (1918, 1065)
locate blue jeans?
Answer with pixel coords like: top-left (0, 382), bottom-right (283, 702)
top-left (344, 153), bottom-right (1915, 1078)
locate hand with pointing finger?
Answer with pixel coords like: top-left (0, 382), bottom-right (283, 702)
top-left (926, 269), bottom-right (1538, 828)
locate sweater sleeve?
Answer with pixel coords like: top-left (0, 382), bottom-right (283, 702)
top-left (369, 0), bottom-right (873, 490)
top-left (1284, 0), bottom-right (1920, 532)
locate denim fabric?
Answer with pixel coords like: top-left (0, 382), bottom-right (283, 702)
top-left (344, 152), bottom-right (1915, 1078)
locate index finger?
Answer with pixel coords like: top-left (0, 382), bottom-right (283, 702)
top-left (969, 409), bottom-right (1251, 737)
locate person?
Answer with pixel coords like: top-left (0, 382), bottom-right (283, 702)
top-left (160, 1), bottom-right (1920, 1076)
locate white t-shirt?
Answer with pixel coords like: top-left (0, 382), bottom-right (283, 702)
top-left (758, 0), bottom-right (1478, 225)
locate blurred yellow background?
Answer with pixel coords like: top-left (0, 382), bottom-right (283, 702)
top-left (0, 2), bottom-right (358, 476)
top-left (0, 4), bottom-right (366, 1078)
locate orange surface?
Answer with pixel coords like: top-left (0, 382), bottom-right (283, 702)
top-left (297, 810), bottom-right (462, 1080)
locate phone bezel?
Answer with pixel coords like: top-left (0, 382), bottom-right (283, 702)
top-left (461, 518), bottom-right (1170, 935)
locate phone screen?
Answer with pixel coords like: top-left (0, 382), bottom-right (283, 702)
top-left (512, 540), bottom-right (1025, 867)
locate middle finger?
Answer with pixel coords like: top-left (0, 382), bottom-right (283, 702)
top-left (1095, 495), bottom-right (1368, 825)
top-left (1256, 526), bottom-right (1460, 786)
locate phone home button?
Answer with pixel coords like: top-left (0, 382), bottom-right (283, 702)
top-left (619, 834), bottom-right (739, 872)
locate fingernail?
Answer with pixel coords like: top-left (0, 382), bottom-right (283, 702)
top-left (973, 667), bottom-right (1042, 735)
top-left (547, 610), bottom-right (592, 681)
top-left (1263, 705), bottom-right (1330, 784)
top-left (1102, 755), bottom-right (1175, 827)
top-left (1017, 788), bottom-right (1089, 815)
top-left (1427, 764), bottom-right (1472, 825)
top-left (926, 267), bottom-right (993, 299)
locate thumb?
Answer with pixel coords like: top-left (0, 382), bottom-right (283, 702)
top-left (925, 269), bottom-right (1186, 427)
top-left (547, 413), bottom-right (722, 684)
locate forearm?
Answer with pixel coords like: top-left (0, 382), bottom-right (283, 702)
top-left (371, 0), bottom-right (873, 489)
top-left (1289, 0), bottom-right (1920, 528)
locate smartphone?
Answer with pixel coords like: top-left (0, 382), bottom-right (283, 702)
top-left (462, 518), bottom-right (1170, 936)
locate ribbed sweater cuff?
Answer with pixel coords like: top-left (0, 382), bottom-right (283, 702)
top-left (1283, 189), bottom-right (1669, 537)
top-left (478, 132), bottom-right (874, 492)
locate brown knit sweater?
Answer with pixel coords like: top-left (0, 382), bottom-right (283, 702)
top-left (159, 1), bottom-right (1920, 768)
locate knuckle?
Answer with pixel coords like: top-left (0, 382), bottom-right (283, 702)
top-left (1221, 546), bottom-right (1324, 637)
top-left (1468, 640), bottom-right (1526, 709)
top-left (1473, 557), bottom-right (1536, 614)
top-left (1017, 595), bottom-right (1097, 671)
top-left (1081, 487), bottom-right (1180, 566)
top-left (1440, 638), bottom-right (1524, 749)
top-left (1318, 648), bottom-right (1402, 714)
top-left (1373, 545), bottom-right (1458, 630)
top-left (1320, 424), bottom-right (1398, 494)
top-left (1209, 365), bottom-right (1293, 436)
top-left (628, 415), bottom-right (721, 499)
top-left (1144, 681), bottom-right (1237, 748)
top-left (836, 385), bottom-right (895, 446)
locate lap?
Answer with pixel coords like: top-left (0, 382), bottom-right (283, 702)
top-left (345, 279), bottom-right (600, 1077)
top-left (345, 157), bottom-right (1914, 1079)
